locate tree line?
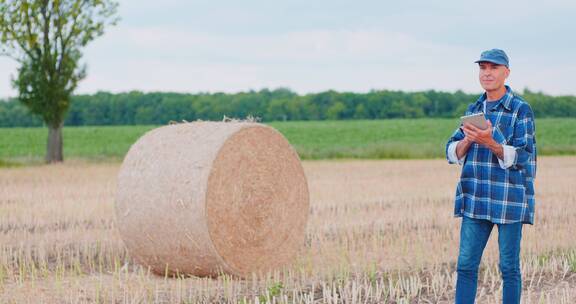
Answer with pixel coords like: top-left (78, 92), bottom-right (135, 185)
top-left (0, 88), bottom-right (574, 127)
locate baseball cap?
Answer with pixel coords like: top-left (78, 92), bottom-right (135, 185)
top-left (474, 49), bottom-right (509, 68)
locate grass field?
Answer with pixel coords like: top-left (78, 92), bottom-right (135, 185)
top-left (0, 158), bottom-right (575, 303)
top-left (1, 118), bottom-right (576, 164)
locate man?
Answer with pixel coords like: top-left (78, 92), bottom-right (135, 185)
top-left (446, 49), bottom-right (537, 304)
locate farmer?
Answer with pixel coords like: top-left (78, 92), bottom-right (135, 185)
top-left (446, 49), bottom-right (537, 304)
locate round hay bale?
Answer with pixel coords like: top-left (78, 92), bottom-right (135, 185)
top-left (115, 121), bottom-right (309, 277)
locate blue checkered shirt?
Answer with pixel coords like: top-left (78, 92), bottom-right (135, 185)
top-left (446, 86), bottom-right (537, 224)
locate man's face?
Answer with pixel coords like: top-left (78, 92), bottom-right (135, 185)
top-left (478, 62), bottom-right (510, 92)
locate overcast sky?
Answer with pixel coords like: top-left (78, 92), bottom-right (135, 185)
top-left (1, 0), bottom-right (575, 98)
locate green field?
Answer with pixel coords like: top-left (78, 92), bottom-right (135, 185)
top-left (1, 118), bottom-right (575, 165)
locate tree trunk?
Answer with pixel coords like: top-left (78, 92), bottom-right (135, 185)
top-left (46, 123), bottom-right (64, 163)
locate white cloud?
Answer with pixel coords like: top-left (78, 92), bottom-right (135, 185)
top-left (115, 26), bottom-right (473, 64)
top-left (1, 3), bottom-right (575, 98)
top-left (0, 58), bottom-right (18, 98)
top-left (70, 26), bottom-right (484, 94)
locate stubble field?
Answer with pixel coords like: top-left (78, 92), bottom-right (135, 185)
top-left (0, 157), bottom-right (575, 303)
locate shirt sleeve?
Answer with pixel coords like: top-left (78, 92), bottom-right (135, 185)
top-left (496, 144), bottom-right (517, 169)
top-left (446, 125), bottom-right (466, 164)
top-left (447, 141), bottom-right (466, 165)
top-left (509, 104), bottom-right (537, 177)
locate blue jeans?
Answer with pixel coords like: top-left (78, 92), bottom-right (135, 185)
top-left (455, 216), bottom-right (523, 304)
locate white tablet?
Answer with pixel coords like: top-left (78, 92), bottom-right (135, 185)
top-left (460, 112), bottom-right (489, 130)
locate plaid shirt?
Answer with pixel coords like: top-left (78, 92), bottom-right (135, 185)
top-left (446, 86), bottom-right (537, 224)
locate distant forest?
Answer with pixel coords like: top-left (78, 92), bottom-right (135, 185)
top-left (0, 88), bottom-right (574, 127)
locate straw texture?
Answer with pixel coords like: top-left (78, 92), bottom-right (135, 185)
top-left (115, 122), bottom-right (309, 277)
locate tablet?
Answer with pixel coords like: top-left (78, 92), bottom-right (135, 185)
top-left (460, 112), bottom-right (489, 130)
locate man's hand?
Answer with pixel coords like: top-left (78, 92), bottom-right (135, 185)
top-left (462, 120), bottom-right (504, 160)
top-left (462, 120), bottom-right (494, 146)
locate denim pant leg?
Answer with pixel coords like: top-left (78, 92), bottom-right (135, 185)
top-left (456, 216), bottom-right (494, 304)
top-left (497, 222), bottom-right (523, 304)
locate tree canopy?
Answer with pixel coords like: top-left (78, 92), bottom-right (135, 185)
top-left (1, 88), bottom-right (573, 127)
top-left (0, 0), bottom-right (119, 161)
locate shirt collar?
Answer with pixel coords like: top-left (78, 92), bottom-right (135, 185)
top-left (475, 85), bottom-right (514, 111)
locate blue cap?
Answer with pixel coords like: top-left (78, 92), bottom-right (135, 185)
top-left (475, 49), bottom-right (509, 67)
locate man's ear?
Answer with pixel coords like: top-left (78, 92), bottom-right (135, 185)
top-left (505, 67), bottom-right (510, 79)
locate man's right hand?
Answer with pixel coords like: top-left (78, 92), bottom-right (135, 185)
top-left (456, 131), bottom-right (474, 159)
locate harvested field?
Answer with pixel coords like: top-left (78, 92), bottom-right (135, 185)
top-left (0, 157), bottom-right (575, 303)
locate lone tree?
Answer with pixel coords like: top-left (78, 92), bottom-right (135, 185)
top-left (0, 0), bottom-right (118, 163)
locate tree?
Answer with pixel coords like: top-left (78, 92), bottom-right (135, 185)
top-left (326, 101), bottom-right (346, 120)
top-left (0, 0), bottom-right (118, 162)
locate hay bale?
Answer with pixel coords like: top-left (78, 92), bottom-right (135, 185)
top-left (115, 122), bottom-right (309, 277)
